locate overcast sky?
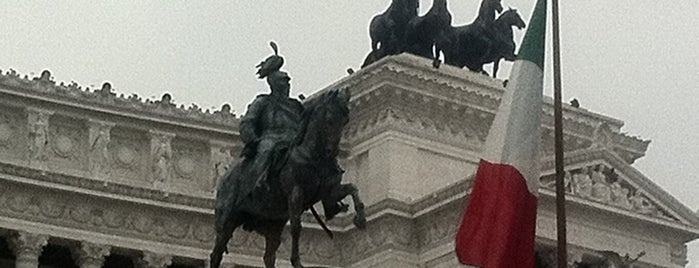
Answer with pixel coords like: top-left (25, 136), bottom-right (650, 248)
top-left (2, 0), bottom-right (697, 265)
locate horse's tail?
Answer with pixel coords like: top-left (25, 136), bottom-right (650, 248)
top-left (310, 206), bottom-right (334, 239)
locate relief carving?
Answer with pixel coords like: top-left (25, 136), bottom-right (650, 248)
top-left (27, 108), bottom-right (52, 165)
top-left (539, 164), bottom-right (679, 222)
top-left (149, 131), bottom-right (174, 191)
top-left (87, 120), bottom-right (114, 178)
top-left (210, 143), bottom-right (235, 191)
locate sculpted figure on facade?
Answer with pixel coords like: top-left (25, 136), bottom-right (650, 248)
top-left (150, 132), bottom-right (173, 190)
top-left (629, 191), bottom-right (655, 215)
top-left (210, 143), bottom-right (234, 191)
top-left (573, 167), bottom-right (592, 198)
top-left (88, 121), bottom-right (113, 178)
top-left (27, 108), bottom-right (52, 165)
top-left (590, 165), bottom-right (611, 203)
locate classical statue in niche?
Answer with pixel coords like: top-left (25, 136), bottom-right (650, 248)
top-left (210, 42), bottom-right (366, 268)
top-left (89, 124), bottom-right (111, 176)
top-left (152, 135), bottom-right (171, 188)
top-left (28, 111), bottom-right (50, 163)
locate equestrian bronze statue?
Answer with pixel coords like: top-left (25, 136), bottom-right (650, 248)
top-left (482, 8), bottom-right (526, 78)
top-left (210, 42), bottom-right (367, 268)
top-left (404, 0), bottom-right (452, 67)
top-left (363, 0), bottom-right (420, 67)
top-left (437, 0), bottom-right (505, 74)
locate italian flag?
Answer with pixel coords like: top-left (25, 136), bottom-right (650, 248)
top-left (455, 0), bottom-right (547, 267)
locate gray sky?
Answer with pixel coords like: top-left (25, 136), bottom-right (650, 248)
top-left (2, 0), bottom-right (698, 265)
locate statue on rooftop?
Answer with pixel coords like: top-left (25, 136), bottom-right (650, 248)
top-left (210, 42), bottom-right (366, 268)
top-left (363, 0), bottom-right (420, 67)
top-left (404, 0), bottom-right (452, 67)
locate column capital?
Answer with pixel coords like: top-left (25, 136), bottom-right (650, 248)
top-left (8, 231), bottom-right (49, 264)
top-left (138, 251), bottom-right (172, 268)
top-left (72, 241), bottom-right (111, 268)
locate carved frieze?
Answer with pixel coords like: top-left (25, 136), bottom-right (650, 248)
top-left (0, 181), bottom-right (211, 249)
top-left (539, 163), bottom-right (680, 222)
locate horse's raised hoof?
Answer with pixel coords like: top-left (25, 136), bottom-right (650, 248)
top-left (353, 215), bottom-right (367, 229)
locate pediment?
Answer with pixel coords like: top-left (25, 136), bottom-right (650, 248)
top-left (538, 148), bottom-right (699, 228)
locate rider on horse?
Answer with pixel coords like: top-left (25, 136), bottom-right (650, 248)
top-left (231, 42), bottom-right (347, 219)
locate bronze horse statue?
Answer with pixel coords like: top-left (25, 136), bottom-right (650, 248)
top-left (404, 0), bottom-right (453, 67)
top-left (210, 90), bottom-right (367, 268)
top-left (363, 0), bottom-right (420, 67)
top-left (437, 0), bottom-right (504, 73)
top-left (485, 8), bottom-right (526, 78)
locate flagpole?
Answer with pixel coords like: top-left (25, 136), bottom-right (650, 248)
top-left (551, 0), bottom-right (567, 267)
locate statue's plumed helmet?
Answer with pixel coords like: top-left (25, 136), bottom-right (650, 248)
top-left (267, 70), bottom-right (291, 84)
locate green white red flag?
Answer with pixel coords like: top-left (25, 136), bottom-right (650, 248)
top-left (455, 0), bottom-right (547, 267)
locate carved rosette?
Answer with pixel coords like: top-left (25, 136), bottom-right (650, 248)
top-left (8, 231), bottom-right (49, 267)
top-left (87, 120), bottom-right (114, 179)
top-left (72, 241), bottom-right (111, 268)
top-left (149, 131), bottom-right (174, 191)
top-left (26, 108), bottom-right (53, 166)
top-left (138, 251), bottom-right (173, 268)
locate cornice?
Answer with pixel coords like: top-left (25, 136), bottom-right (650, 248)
top-left (0, 70), bottom-right (239, 136)
top-left (324, 54), bottom-right (650, 162)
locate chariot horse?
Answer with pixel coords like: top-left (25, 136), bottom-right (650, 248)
top-left (210, 90), bottom-right (366, 268)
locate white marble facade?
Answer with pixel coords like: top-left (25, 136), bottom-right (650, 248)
top-left (0, 54), bottom-right (697, 268)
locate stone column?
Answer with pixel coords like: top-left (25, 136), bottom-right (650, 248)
top-left (87, 120), bottom-right (114, 179)
top-left (26, 108), bottom-right (53, 169)
top-left (8, 231), bottom-right (48, 268)
top-left (137, 251), bottom-right (172, 268)
top-left (72, 242), bottom-right (111, 268)
top-left (149, 130), bottom-right (175, 191)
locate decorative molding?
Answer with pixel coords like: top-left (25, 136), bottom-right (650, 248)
top-left (0, 70), bottom-right (238, 128)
